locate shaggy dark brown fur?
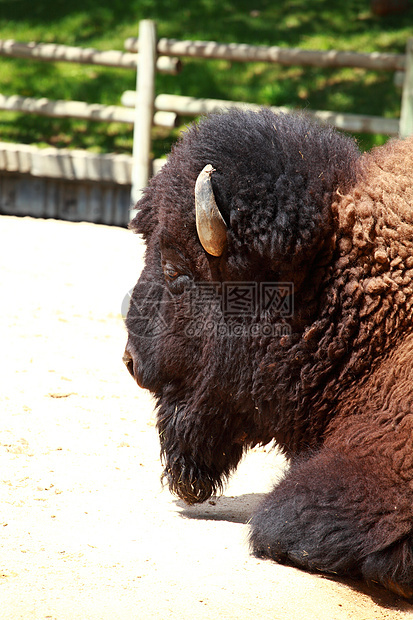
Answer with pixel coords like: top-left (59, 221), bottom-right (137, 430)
top-left (124, 108), bottom-right (413, 598)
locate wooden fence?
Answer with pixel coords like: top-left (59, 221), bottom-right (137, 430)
top-left (127, 21), bottom-right (413, 215)
top-left (0, 19), bottom-right (412, 225)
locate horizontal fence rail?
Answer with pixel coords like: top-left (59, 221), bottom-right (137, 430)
top-left (121, 91), bottom-right (400, 136)
top-left (0, 39), bottom-right (181, 74)
top-left (0, 94), bottom-right (178, 128)
top-left (0, 94), bottom-right (135, 123)
top-left (125, 36), bottom-right (406, 72)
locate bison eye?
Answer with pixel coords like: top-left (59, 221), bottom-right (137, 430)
top-left (163, 263), bottom-right (179, 281)
top-left (162, 262), bottom-right (192, 295)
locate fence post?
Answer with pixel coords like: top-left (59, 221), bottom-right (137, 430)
top-left (400, 38), bottom-right (413, 138)
top-left (130, 20), bottom-right (157, 218)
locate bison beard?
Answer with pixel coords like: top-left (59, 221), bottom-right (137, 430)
top-left (124, 108), bottom-right (413, 599)
top-left (157, 400), bottom-right (245, 505)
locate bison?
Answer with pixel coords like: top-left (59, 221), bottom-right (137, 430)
top-left (123, 108), bottom-right (413, 599)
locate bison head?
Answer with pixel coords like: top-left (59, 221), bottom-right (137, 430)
top-left (124, 109), bottom-right (360, 504)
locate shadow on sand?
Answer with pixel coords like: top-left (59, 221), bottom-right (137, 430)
top-left (175, 492), bottom-right (265, 524)
top-left (176, 492), bottom-right (413, 613)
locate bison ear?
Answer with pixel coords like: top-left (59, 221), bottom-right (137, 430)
top-left (195, 165), bottom-right (228, 257)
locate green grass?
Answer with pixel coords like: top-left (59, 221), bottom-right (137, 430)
top-left (0, 0), bottom-right (412, 157)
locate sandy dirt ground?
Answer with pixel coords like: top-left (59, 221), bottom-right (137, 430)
top-left (1, 214), bottom-right (413, 620)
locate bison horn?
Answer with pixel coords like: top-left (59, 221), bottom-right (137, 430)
top-left (195, 164), bottom-right (227, 256)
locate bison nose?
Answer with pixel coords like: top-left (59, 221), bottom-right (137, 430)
top-left (122, 348), bottom-right (135, 378)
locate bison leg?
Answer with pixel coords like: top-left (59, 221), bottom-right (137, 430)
top-left (249, 448), bottom-right (413, 597)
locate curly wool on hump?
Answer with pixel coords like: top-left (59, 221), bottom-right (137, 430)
top-left (334, 138), bottom-right (413, 351)
top-left (252, 133), bottom-right (413, 452)
top-left (306, 135), bottom-right (413, 399)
